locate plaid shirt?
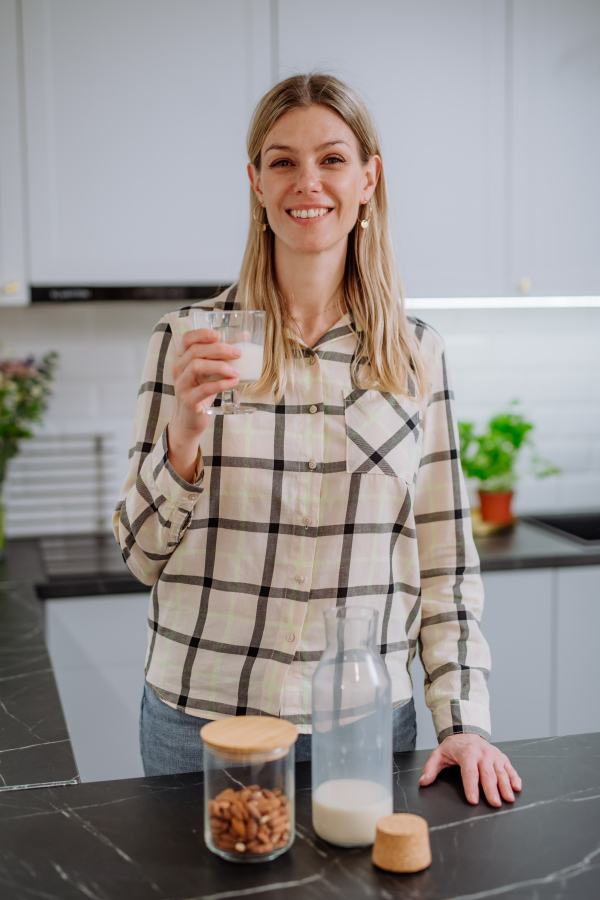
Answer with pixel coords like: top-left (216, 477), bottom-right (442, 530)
top-left (114, 287), bottom-right (491, 741)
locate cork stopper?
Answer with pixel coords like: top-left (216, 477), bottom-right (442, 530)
top-left (372, 813), bottom-right (432, 873)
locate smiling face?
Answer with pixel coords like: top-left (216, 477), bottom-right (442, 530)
top-left (248, 105), bottom-right (380, 257)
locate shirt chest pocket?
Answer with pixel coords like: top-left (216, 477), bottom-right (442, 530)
top-left (343, 389), bottom-right (421, 484)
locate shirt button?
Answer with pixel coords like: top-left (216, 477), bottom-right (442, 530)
top-left (308, 460), bottom-right (317, 470)
top-left (188, 494), bottom-right (196, 501)
top-left (286, 633), bottom-right (295, 642)
top-left (308, 355), bottom-right (317, 365)
top-left (309, 405), bottom-right (318, 414)
top-left (295, 574), bottom-right (305, 583)
top-left (302, 516), bottom-right (312, 526)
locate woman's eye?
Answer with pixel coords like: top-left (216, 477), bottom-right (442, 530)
top-left (271, 159), bottom-right (293, 167)
top-left (324, 156), bottom-right (344, 165)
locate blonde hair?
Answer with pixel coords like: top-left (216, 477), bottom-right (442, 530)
top-left (237, 73), bottom-right (429, 401)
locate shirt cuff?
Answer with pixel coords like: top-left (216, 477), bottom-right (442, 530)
top-left (141, 426), bottom-right (204, 541)
top-left (433, 700), bottom-right (492, 744)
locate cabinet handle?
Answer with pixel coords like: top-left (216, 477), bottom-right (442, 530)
top-left (517, 277), bottom-right (532, 295)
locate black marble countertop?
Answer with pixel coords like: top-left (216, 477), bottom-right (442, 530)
top-left (0, 733), bottom-right (598, 900)
top-left (476, 520), bottom-right (600, 572)
top-left (12, 519), bottom-right (600, 606)
top-left (0, 541), bottom-right (79, 793)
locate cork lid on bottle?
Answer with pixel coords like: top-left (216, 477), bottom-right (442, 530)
top-left (200, 716), bottom-right (298, 762)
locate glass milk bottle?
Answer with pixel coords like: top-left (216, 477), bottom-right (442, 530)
top-left (311, 607), bottom-right (393, 846)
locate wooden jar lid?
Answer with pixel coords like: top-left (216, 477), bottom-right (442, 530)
top-left (372, 813), bottom-right (432, 873)
top-left (200, 716), bottom-right (298, 758)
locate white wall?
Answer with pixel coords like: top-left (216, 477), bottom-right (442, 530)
top-left (1, 300), bottom-right (599, 535)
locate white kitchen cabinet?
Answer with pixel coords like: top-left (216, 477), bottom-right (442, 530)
top-left (556, 566), bottom-right (600, 736)
top-left (510, 0), bottom-right (600, 296)
top-left (0, 0), bottom-right (28, 306)
top-left (481, 570), bottom-right (553, 742)
top-left (46, 592), bottom-right (150, 782)
top-left (6, 1), bottom-right (599, 297)
top-left (412, 568), bottom-right (554, 748)
top-left (278, 0), bottom-right (508, 299)
top-left (20, 0), bottom-right (272, 285)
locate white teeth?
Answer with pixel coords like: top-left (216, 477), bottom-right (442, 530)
top-left (289, 208), bottom-right (330, 218)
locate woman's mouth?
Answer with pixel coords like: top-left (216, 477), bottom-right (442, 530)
top-left (286, 207), bottom-right (332, 219)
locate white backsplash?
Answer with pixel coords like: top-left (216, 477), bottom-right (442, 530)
top-left (1, 301), bottom-right (599, 535)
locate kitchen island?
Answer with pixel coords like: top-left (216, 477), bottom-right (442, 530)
top-left (0, 733), bottom-right (598, 899)
top-left (1, 530), bottom-right (599, 898)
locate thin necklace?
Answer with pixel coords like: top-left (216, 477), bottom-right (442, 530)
top-left (290, 303), bottom-right (345, 346)
top-left (290, 302), bottom-right (340, 322)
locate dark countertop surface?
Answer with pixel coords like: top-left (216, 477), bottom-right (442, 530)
top-left (0, 541), bottom-right (79, 793)
top-left (16, 518), bottom-right (600, 605)
top-left (0, 732), bottom-right (598, 900)
top-left (476, 519), bottom-right (600, 572)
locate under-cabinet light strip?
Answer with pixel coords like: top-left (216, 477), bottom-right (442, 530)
top-left (404, 296), bottom-right (600, 309)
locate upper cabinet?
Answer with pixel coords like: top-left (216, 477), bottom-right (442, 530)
top-left (0, 0), bottom-right (28, 306)
top-left (20, 0), bottom-right (272, 285)
top-left (1, 0), bottom-right (598, 299)
top-left (278, 0), bottom-right (508, 299)
top-left (509, 0), bottom-right (600, 297)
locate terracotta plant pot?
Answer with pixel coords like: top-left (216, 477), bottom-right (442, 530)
top-left (478, 490), bottom-right (514, 525)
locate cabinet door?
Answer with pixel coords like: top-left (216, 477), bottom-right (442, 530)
top-left (21, 0), bottom-right (272, 284)
top-left (412, 569), bottom-right (553, 747)
top-left (0, 0), bottom-right (28, 306)
top-left (278, 0), bottom-right (507, 298)
top-left (511, 0), bottom-right (600, 295)
top-left (556, 566), bottom-right (600, 736)
top-left (481, 570), bottom-right (553, 742)
top-left (46, 593), bottom-right (150, 782)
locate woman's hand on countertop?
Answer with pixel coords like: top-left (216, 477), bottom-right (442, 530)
top-left (418, 733), bottom-right (522, 807)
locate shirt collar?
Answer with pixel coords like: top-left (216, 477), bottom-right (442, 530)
top-left (287, 313), bottom-right (361, 350)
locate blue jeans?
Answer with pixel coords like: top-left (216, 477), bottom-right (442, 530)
top-left (139, 682), bottom-right (417, 777)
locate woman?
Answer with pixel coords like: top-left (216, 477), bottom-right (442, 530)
top-left (115, 74), bottom-right (521, 807)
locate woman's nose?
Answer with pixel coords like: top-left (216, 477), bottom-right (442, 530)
top-left (294, 163), bottom-right (321, 193)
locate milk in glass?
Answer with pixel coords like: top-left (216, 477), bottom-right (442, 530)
top-left (230, 342), bottom-right (264, 384)
top-left (312, 778), bottom-right (393, 845)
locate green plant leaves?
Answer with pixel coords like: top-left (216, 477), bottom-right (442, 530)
top-left (458, 401), bottom-right (560, 491)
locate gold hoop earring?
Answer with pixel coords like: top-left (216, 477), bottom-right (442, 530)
top-left (253, 203), bottom-right (268, 232)
top-left (357, 201), bottom-right (371, 229)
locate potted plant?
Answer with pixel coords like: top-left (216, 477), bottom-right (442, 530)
top-left (458, 403), bottom-right (559, 525)
top-left (0, 351), bottom-right (58, 558)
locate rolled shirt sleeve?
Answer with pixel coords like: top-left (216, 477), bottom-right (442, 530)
top-left (413, 327), bottom-right (491, 742)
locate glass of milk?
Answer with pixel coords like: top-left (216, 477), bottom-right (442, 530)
top-left (311, 607), bottom-right (393, 846)
top-left (192, 309), bottom-right (265, 415)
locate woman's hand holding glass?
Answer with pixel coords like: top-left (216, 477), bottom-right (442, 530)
top-left (167, 328), bottom-right (241, 481)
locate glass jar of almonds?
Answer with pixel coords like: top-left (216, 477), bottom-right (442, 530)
top-left (200, 716), bottom-right (298, 863)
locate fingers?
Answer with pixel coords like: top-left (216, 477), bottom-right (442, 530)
top-left (177, 357), bottom-right (240, 394)
top-left (187, 374), bottom-right (240, 408)
top-left (478, 762), bottom-right (501, 808)
top-left (419, 735), bottom-right (522, 809)
top-left (184, 337), bottom-right (242, 362)
top-left (504, 759), bottom-right (522, 792)
top-left (495, 764), bottom-right (515, 803)
top-left (418, 748), bottom-right (444, 787)
top-left (180, 328), bottom-right (221, 353)
top-left (460, 760), bottom-right (481, 805)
